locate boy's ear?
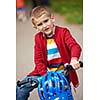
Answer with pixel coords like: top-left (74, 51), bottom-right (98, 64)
top-left (31, 17), bottom-right (37, 29)
top-left (31, 22), bottom-right (36, 29)
top-left (51, 14), bottom-right (55, 22)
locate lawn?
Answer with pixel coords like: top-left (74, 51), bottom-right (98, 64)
top-left (50, 0), bottom-right (83, 24)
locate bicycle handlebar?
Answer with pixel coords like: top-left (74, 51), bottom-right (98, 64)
top-left (17, 61), bottom-right (83, 87)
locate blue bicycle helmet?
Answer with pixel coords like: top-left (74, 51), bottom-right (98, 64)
top-left (38, 70), bottom-right (74, 100)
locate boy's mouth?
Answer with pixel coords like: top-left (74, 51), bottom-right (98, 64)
top-left (44, 28), bottom-right (49, 31)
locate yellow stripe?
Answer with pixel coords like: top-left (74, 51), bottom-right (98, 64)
top-left (47, 39), bottom-right (55, 44)
top-left (48, 65), bottom-right (65, 71)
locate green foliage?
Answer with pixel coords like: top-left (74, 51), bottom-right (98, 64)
top-left (50, 0), bottom-right (83, 24)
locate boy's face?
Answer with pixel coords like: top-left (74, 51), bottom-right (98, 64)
top-left (33, 14), bottom-right (55, 37)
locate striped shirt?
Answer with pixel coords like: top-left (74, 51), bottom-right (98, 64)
top-left (47, 38), bottom-right (64, 71)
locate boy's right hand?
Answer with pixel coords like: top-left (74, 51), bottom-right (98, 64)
top-left (70, 58), bottom-right (80, 70)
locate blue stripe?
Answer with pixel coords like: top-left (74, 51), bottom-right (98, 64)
top-left (47, 48), bottom-right (59, 55)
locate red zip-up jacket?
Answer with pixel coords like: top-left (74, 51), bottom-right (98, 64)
top-left (28, 26), bottom-right (81, 87)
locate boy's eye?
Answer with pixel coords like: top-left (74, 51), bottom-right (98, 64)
top-left (44, 19), bottom-right (49, 23)
top-left (37, 23), bottom-right (42, 26)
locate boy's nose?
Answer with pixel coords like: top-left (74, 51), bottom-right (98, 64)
top-left (42, 23), bottom-right (47, 28)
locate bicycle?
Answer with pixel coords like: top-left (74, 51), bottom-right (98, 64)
top-left (17, 61), bottom-right (83, 100)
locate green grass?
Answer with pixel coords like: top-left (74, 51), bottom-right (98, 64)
top-left (50, 0), bottom-right (83, 24)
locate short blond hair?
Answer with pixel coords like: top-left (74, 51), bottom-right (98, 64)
top-left (31, 6), bottom-right (52, 26)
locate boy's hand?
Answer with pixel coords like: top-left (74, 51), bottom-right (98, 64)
top-left (70, 58), bottom-right (80, 70)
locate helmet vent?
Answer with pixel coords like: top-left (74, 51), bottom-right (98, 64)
top-left (40, 82), bottom-right (42, 88)
top-left (46, 84), bottom-right (49, 92)
top-left (52, 80), bottom-right (55, 87)
top-left (59, 82), bottom-right (62, 90)
top-left (40, 91), bottom-right (46, 100)
top-left (57, 74), bottom-right (61, 80)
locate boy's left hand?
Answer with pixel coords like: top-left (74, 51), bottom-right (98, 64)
top-left (70, 58), bottom-right (80, 70)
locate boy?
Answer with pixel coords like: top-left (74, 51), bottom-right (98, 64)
top-left (16, 6), bottom-right (81, 100)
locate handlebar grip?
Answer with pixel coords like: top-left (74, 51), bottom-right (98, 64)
top-left (17, 78), bottom-right (38, 87)
top-left (17, 80), bottom-right (28, 87)
top-left (79, 61), bottom-right (83, 68)
top-left (64, 61), bottom-right (83, 76)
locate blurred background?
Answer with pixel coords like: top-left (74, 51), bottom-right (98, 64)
top-left (16, 0), bottom-right (83, 100)
top-left (16, 0), bottom-right (83, 24)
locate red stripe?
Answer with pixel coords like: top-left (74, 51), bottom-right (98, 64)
top-left (48, 58), bottom-right (62, 64)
